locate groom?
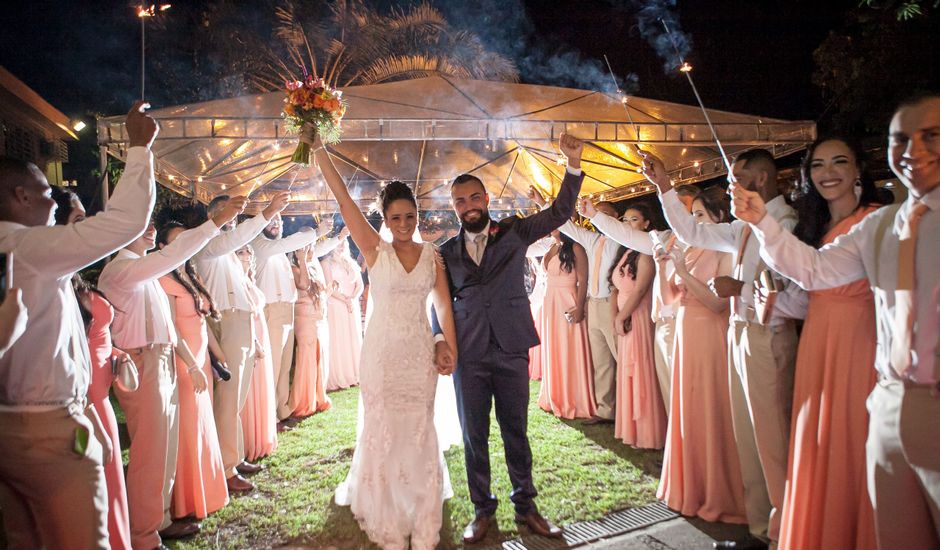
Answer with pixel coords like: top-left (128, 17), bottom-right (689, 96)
top-left (432, 133), bottom-right (584, 543)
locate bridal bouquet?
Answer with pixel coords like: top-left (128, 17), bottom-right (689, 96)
top-left (282, 76), bottom-right (347, 165)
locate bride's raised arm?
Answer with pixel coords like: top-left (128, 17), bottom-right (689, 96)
top-left (313, 135), bottom-right (381, 266)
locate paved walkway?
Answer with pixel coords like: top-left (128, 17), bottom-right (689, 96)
top-left (584, 517), bottom-right (749, 550)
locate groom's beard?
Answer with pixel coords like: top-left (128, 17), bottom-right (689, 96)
top-left (263, 226), bottom-right (281, 239)
top-left (459, 208), bottom-right (490, 233)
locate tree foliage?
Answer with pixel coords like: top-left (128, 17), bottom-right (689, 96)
top-left (860, 0), bottom-right (940, 20)
top-left (251, 0), bottom-right (519, 90)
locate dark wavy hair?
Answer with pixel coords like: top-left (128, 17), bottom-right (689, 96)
top-left (71, 273), bottom-right (113, 331)
top-left (372, 180), bottom-right (417, 216)
top-left (695, 185), bottom-right (732, 224)
top-left (51, 187), bottom-right (81, 225)
top-left (793, 137), bottom-right (889, 247)
top-left (556, 233), bottom-right (577, 274)
top-left (156, 221), bottom-right (219, 319)
top-left (608, 203), bottom-right (652, 283)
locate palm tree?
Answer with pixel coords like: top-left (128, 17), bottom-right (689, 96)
top-left (250, 0), bottom-right (519, 91)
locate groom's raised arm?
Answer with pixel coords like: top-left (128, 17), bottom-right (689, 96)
top-left (516, 133), bottom-right (585, 244)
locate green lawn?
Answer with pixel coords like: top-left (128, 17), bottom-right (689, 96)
top-left (163, 381), bottom-right (661, 549)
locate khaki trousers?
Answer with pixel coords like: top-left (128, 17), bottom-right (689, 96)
top-left (114, 344), bottom-right (178, 550)
top-left (653, 317), bottom-right (676, 412)
top-left (867, 380), bottom-right (940, 549)
top-left (729, 320), bottom-right (797, 543)
top-left (587, 297), bottom-right (617, 419)
top-left (265, 301), bottom-right (296, 421)
top-left (0, 405), bottom-right (109, 550)
top-left (214, 309), bottom-right (255, 478)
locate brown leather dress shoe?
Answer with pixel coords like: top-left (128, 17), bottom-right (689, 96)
top-left (236, 461), bottom-right (264, 475)
top-left (462, 514), bottom-right (494, 544)
top-left (158, 520), bottom-right (200, 540)
top-left (226, 474), bottom-right (254, 492)
top-left (582, 416), bottom-right (614, 425)
top-left (276, 421), bottom-right (293, 433)
top-left (515, 512), bottom-right (563, 538)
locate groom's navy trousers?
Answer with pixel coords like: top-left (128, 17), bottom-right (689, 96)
top-left (433, 168), bottom-right (584, 518)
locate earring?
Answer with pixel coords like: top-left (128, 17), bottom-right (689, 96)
top-left (854, 178), bottom-right (863, 202)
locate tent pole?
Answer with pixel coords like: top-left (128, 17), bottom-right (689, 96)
top-left (98, 145), bottom-right (109, 209)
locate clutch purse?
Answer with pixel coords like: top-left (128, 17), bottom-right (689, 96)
top-left (753, 269), bottom-right (783, 325)
top-left (112, 354), bottom-right (139, 393)
top-left (209, 351), bottom-right (232, 381)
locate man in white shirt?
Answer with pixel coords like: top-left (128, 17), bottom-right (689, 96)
top-left (98, 200), bottom-right (243, 549)
top-left (578, 186), bottom-right (699, 413)
top-left (731, 94), bottom-right (940, 549)
top-left (252, 215), bottom-right (347, 426)
top-left (0, 102), bottom-right (156, 550)
top-left (645, 148), bottom-right (807, 549)
top-left (194, 191), bottom-right (290, 492)
top-left (527, 190), bottom-right (622, 424)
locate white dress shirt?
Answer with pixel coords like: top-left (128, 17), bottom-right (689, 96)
top-left (194, 214), bottom-right (270, 312)
top-left (591, 211), bottom-right (678, 321)
top-left (661, 189), bottom-right (808, 324)
top-left (253, 229), bottom-right (341, 304)
top-left (753, 187), bottom-right (940, 383)
top-left (99, 220), bottom-right (220, 350)
top-left (0, 147), bottom-right (155, 410)
top-left (558, 219), bottom-right (623, 300)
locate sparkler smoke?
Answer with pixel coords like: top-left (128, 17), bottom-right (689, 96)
top-left (628, 0), bottom-right (692, 73)
top-left (438, 0), bottom-right (638, 98)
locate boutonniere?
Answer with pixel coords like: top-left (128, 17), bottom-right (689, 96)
top-left (488, 223), bottom-right (500, 238)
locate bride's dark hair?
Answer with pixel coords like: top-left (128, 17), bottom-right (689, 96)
top-left (372, 180), bottom-right (417, 216)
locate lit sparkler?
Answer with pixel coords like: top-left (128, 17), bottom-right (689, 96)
top-left (136, 4), bottom-right (172, 101)
top-left (602, 55), bottom-right (642, 153)
top-left (660, 19), bottom-right (735, 182)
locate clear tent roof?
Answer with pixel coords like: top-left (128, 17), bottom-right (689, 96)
top-left (98, 75), bottom-right (815, 215)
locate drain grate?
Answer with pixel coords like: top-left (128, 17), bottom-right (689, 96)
top-left (480, 502), bottom-right (679, 549)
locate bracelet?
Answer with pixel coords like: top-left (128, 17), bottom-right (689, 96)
top-left (187, 365), bottom-right (200, 373)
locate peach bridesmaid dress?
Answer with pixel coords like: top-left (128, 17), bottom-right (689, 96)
top-left (528, 258), bottom-right (546, 381)
top-left (85, 291), bottom-right (132, 550)
top-left (290, 261), bottom-right (331, 417)
top-left (777, 207), bottom-right (878, 550)
top-left (241, 280), bottom-right (278, 461)
top-left (537, 254), bottom-right (596, 419)
top-left (611, 251), bottom-right (666, 449)
top-left (323, 254), bottom-right (364, 391)
top-left (656, 247), bottom-right (747, 523)
top-left (159, 275), bottom-right (229, 519)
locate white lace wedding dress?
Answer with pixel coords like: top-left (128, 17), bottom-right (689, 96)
top-left (335, 240), bottom-right (453, 550)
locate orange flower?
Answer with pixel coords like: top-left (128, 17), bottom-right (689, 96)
top-left (313, 95), bottom-right (325, 109)
top-left (284, 104), bottom-right (296, 116)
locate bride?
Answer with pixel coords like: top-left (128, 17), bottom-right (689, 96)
top-left (312, 136), bottom-right (459, 550)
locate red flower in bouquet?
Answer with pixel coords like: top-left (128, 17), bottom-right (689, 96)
top-left (282, 76), bottom-right (348, 165)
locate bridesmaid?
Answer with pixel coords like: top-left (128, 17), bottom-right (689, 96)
top-left (156, 222), bottom-right (231, 515)
top-left (289, 244), bottom-right (332, 417)
top-left (776, 137), bottom-right (883, 550)
top-left (537, 230), bottom-right (595, 419)
top-left (609, 204), bottom-right (665, 449)
top-left (322, 238), bottom-right (364, 391)
top-left (236, 244), bottom-right (279, 461)
top-left (74, 275), bottom-right (132, 550)
top-left (526, 237), bottom-right (552, 381)
top-left (656, 187), bottom-right (747, 523)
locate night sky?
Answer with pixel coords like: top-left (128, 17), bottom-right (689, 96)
top-left (0, 0), bottom-right (852, 121)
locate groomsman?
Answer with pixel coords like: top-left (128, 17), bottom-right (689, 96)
top-left (0, 102), bottom-right (156, 550)
top-left (732, 93), bottom-right (940, 550)
top-left (98, 201), bottom-right (241, 548)
top-left (527, 192), bottom-right (622, 424)
top-left (645, 149), bottom-right (807, 549)
top-left (578, 186), bottom-right (699, 412)
top-left (252, 214), bottom-right (346, 427)
top-left (194, 192), bottom-right (290, 493)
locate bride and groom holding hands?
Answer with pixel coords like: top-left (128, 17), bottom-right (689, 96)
top-left (313, 131), bottom-right (585, 549)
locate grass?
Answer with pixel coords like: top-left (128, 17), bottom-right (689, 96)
top-left (158, 381), bottom-right (661, 549)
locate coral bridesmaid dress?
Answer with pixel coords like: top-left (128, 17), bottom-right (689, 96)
top-left (241, 280), bottom-right (278, 461)
top-left (290, 261), bottom-right (331, 417)
top-left (159, 275), bottom-right (229, 519)
top-left (537, 254), bottom-right (596, 419)
top-left (656, 247), bottom-right (747, 523)
top-left (610, 251), bottom-right (666, 449)
top-left (323, 255), bottom-right (364, 391)
top-left (777, 207), bottom-right (878, 550)
top-left (85, 292), bottom-right (132, 550)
